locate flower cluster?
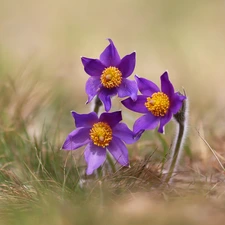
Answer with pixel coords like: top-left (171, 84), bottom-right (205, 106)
top-left (62, 39), bottom-right (186, 175)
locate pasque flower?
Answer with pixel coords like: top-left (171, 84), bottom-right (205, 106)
top-left (81, 39), bottom-right (138, 112)
top-left (122, 71), bottom-right (186, 134)
top-left (62, 111), bottom-right (139, 175)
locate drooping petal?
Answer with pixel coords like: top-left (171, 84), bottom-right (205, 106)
top-left (84, 143), bottom-right (106, 175)
top-left (99, 39), bottom-right (121, 67)
top-left (158, 111), bottom-right (173, 133)
top-left (71, 111), bottom-right (98, 128)
top-left (82, 58), bottom-right (105, 76)
top-left (85, 77), bottom-right (102, 103)
top-left (135, 75), bottom-right (160, 96)
top-left (117, 78), bottom-right (138, 101)
top-left (133, 114), bottom-right (159, 133)
top-left (62, 128), bottom-right (90, 150)
top-left (113, 122), bottom-right (139, 144)
top-left (118, 52), bottom-right (136, 78)
top-left (170, 92), bottom-right (186, 114)
top-left (121, 95), bottom-right (149, 113)
top-left (160, 71), bottom-right (174, 98)
top-left (99, 111), bottom-right (122, 128)
top-left (98, 88), bottom-right (117, 112)
top-left (107, 136), bottom-right (129, 166)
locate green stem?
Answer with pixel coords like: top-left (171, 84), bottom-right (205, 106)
top-left (164, 91), bottom-right (188, 184)
top-left (93, 97), bottom-right (102, 114)
top-left (164, 122), bottom-right (185, 183)
top-left (107, 153), bottom-right (116, 173)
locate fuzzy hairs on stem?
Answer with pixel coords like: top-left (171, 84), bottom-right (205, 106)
top-left (91, 96), bottom-right (103, 114)
top-left (164, 89), bottom-right (189, 184)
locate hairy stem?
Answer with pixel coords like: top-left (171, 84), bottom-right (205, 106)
top-left (93, 96), bottom-right (102, 114)
top-left (164, 91), bottom-right (188, 184)
top-left (164, 122), bottom-right (185, 183)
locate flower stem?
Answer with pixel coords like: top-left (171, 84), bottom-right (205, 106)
top-left (164, 120), bottom-right (185, 183)
top-left (164, 91), bottom-right (188, 184)
top-left (107, 152), bottom-right (116, 173)
top-left (93, 96), bottom-right (102, 114)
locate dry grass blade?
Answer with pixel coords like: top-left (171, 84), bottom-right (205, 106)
top-left (196, 128), bottom-right (225, 171)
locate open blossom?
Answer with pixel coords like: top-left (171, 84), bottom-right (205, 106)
top-left (62, 111), bottom-right (139, 175)
top-left (81, 39), bottom-right (138, 112)
top-left (122, 71), bottom-right (186, 134)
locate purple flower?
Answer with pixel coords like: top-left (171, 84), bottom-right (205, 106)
top-left (122, 71), bottom-right (186, 134)
top-left (81, 39), bottom-right (138, 112)
top-left (62, 111), bottom-right (139, 175)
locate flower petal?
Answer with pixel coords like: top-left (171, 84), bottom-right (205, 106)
top-left (82, 58), bottom-right (105, 76)
top-left (62, 128), bottom-right (90, 150)
top-left (85, 77), bottom-right (102, 103)
top-left (118, 52), bottom-right (136, 78)
top-left (99, 111), bottom-right (122, 128)
top-left (117, 78), bottom-right (138, 101)
top-left (81, 57), bottom-right (92, 67)
top-left (135, 75), bottom-right (160, 96)
top-left (170, 92), bottom-right (186, 114)
top-left (133, 114), bottom-right (159, 133)
top-left (71, 111), bottom-right (98, 128)
top-left (158, 111), bottom-right (173, 133)
top-left (113, 122), bottom-right (139, 144)
top-left (108, 136), bottom-right (129, 166)
top-left (121, 95), bottom-right (149, 113)
top-left (84, 143), bottom-right (106, 175)
top-left (98, 88), bottom-right (117, 112)
top-left (100, 39), bottom-right (120, 67)
top-left (160, 71), bottom-right (174, 97)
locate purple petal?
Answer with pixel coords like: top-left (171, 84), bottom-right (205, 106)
top-left (99, 111), bottom-right (122, 128)
top-left (85, 77), bottom-right (102, 103)
top-left (84, 143), bottom-right (106, 175)
top-left (158, 111), bottom-right (173, 133)
top-left (133, 114), bottom-right (159, 133)
top-left (161, 71), bottom-right (174, 97)
top-left (81, 57), bottom-right (92, 67)
top-left (117, 79), bottom-right (138, 101)
top-left (62, 128), bottom-right (90, 150)
top-left (135, 75), bottom-right (160, 96)
top-left (98, 88), bottom-right (117, 112)
top-left (99, 39), bottom-right (120, 67)
top-left (118, 52), bottom-right (136, 78)
top-left (71, 111), bottom-right (98, 128)
top-left (170, 92), bottom-right (186, 114)
top-left (121, 95), bottom-right (149, 113)
top-left (107, 136), bottom-right (129, 166)
top-left (82, 58), bottom-right (105, 76)
top-left (113, 122), bottom-right (139, 144)
top-left (134, 129), bottom-right (145, 141)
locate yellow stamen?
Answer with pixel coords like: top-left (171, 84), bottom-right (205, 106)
top-left (90, 122), bottom-right (113, 147)
top-left (100, 66), bottom-right (122, 88)
top-left (145, 92), bottom-right (170, 116)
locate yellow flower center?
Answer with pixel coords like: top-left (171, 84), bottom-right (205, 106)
top-left (145, 92), bottom-right (170, 116)
top-left (100, 66), bottom-right (122, 88)
top-left (90, 122), bottom-right (113, 147)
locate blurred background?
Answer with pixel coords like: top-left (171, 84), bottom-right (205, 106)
top-left (1, 1), bottom-right (225, 224)
top-left (0, 0), bottom-right (225, 157)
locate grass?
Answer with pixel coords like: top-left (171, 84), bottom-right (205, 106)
top-left (0, 71), bottom-right (225, 225)
top-left (1, 0), bottom-right (225, 224)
